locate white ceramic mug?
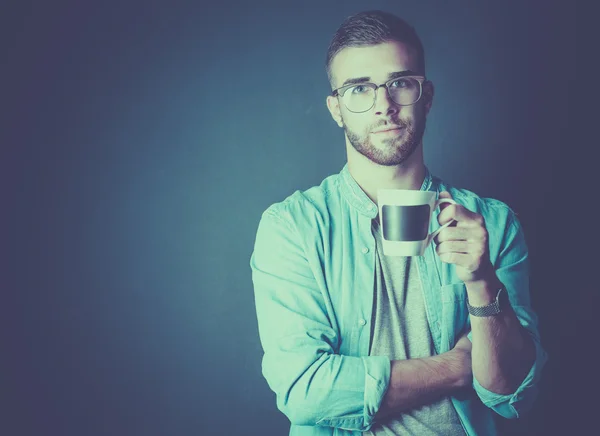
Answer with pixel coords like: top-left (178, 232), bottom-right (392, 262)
top-left (377, 189), bottom-right (457, 256)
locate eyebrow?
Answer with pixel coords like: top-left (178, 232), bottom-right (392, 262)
top-left (340, 70), bottom-right (419, 87)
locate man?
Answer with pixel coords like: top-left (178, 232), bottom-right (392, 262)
top-left (250, 10), bottom-right (547, 436)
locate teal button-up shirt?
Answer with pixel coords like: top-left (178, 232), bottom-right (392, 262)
top-left (250, 164), bottom-right (547, 435)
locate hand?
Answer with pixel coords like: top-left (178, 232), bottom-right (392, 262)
top-left (451, 330), bottom-right (473, 390)
top-left (434, 191), bottom-right (495, 285)
top-left (453, 329), bottom-right (472, 353)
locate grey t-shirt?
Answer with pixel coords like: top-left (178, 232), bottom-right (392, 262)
top-left (364, 219), bottom-right (466, 436)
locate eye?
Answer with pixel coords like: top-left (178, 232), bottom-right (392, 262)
top-left (390, 79), bottom-right (409, 88)
top-left (350, 84), bottom-right (369, 94)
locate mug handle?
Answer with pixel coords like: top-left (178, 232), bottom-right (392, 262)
top-left (427, 198), bottom-right (458, 243)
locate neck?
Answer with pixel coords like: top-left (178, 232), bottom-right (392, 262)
top-left (346, 140), bottom-right (426, 205)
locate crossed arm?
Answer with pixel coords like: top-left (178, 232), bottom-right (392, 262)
top-left (375, 331), bottom-right (472, 420)
top-left (377, 290), bottom-right (536, 423)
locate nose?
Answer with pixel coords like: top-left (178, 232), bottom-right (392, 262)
top-left (373, 86), bottom-right (398, 115)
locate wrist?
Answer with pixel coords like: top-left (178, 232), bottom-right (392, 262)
top-left (465, 274), bottom-right (503, 306)
top-left (444, 348), bottom-right (472, 389)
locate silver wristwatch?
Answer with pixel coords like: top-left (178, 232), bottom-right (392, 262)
top-left (466, 286), bottom-right (506, 317)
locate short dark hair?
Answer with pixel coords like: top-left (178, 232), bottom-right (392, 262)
top-left (325, 10), bottom-right (425, 88)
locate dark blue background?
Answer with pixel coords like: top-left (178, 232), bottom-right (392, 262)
top-left (3, 0), bottom-right (587, 434)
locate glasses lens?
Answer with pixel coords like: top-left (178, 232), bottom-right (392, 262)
top-left (342, 84), bottom-right (376, 113)
top-left (388, 77), bottom-right (421, 106)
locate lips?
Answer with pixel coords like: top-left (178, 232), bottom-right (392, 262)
top-left (372, 126), bottom-right (403, 134)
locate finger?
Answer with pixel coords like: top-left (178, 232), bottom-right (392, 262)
top-left (433, 227), bottom-right (471, 244)
top-left (438, 204), bottom-right (481, 227)
top-left (438, 251), bottom-right (472, 266)
top-left (438, 191), bottom-right (454, 212)
top-left (436, 240), bottom-right (471, 255)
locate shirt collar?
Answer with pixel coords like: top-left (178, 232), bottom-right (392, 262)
top-left (339, 163), bottom-right (434, 218)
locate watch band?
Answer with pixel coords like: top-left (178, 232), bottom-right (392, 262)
top-left (467, 287), bottom-right (504, 317)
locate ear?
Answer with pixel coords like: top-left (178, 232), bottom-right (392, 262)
top-left (423, 80), bottom-right (435, 115)
top-left (326, 95), bottom-right (344, 128)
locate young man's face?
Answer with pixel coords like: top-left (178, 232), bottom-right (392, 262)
top-left (326, 41), bottom-right (433, 166)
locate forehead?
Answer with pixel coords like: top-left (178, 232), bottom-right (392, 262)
top-left (330, 41), bottom-right (419, 87)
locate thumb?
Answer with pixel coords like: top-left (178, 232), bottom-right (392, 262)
top-left (438, 191), bottom-right (453, 210)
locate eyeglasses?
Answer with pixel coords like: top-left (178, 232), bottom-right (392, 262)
top-left (331, 75), bottom-right (426, 113)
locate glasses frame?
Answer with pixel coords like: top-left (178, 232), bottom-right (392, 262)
top-left (331, 75), bottom-right (427, 113)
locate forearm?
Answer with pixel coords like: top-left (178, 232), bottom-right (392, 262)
top-left (376, 350), bottom-right (468, 420)
top-left (466, 276), bottom-right (536, 394)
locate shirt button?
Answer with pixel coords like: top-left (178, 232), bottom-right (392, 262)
top-left (358, 318), bottom-right (367, 326)
top-left (367, 204), bottom-right (374, 211)
top-left (361, 247), bottom-right (369, 254)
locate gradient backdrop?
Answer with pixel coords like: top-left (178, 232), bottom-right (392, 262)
top-left (3, 0), bottom-right (586, 435)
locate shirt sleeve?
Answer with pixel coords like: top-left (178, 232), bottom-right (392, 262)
top-left (467, 208), bottom-right (548, 419)
top-left (250, 207), bottom-right (391, 431)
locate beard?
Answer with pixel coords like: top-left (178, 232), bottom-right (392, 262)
top-left (343, 110), bottom-right (427, 167)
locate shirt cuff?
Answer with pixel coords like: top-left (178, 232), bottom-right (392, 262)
top-left (363, 355), bottom-right (391, 429)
